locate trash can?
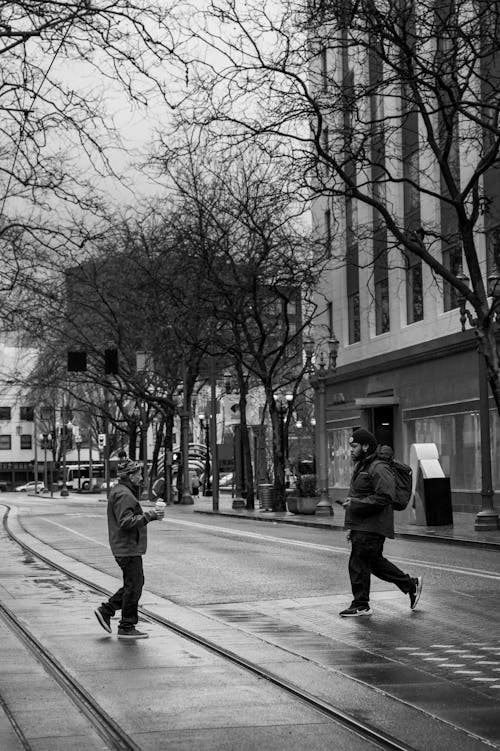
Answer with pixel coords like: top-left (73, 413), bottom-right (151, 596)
top-left (258, 483), bottom-right (274, 512)
top-left (421, 477), bottom-right (453, 525)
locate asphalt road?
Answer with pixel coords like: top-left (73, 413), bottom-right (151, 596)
top-left (4, 494), bottom-right (500, 748)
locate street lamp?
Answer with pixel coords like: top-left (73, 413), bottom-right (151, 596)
top-left (274, 391), bottom-right (294, 505)
top-left (274, 391), bottom-right (293, 462)
top-left (75, 435), bottom-right (82, 491)
top-left (59, 418), bottom-right (72, 497)
top-left (304, 334), bottom-right (339, 516)
top-left (40, 433), bottom-right (50, 491)
top-left (456, 269), bottom-right (499, 530)
top-left (199, 413), bottom-right (212, 496)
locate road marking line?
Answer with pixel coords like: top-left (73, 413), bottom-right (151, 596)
top-left (165, 517), bottom-right (500, 580)
top-left (43, 519), bottom-right (107, 547)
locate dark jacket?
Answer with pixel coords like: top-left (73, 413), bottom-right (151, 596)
top-left (107, 478), bottom-right (151, 556)
top-left (344, 452), bottom-right (395, 539)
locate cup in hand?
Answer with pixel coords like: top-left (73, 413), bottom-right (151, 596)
top-left (155, 500), bottom-right (166, 520)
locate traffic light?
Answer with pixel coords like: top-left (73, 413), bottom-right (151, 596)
top-left (67, 351), bottom-right (87, 372)
top-left (98, 433), bottom-right (106, 450)
top-left (104, 348), bottom-right (119, 375)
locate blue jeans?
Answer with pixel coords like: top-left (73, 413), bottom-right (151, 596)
top-left (101, 555), bottom-right (144, 630)
top-left (349, 531), bottom-right (412, 607)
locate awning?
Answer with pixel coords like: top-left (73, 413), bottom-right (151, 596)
top-left (354, 397), bottom-right (399, 407)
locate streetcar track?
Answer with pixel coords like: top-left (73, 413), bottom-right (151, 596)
top-left (0, 599), bottom-right (141, 751)
top-left (1, 504), bottom-right (416, 751)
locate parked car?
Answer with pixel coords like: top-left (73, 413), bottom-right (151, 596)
top-left (0, 481), bottom-right (7, 492)
top-left (15, 481), bottom-right (47, 494)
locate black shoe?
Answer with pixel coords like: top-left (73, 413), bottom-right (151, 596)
top-left (409, 576), bottom-right (423, 610)
top-left (117, 628), bottom-right (149, 640)
top-left (339, 605), bottom-right (373, 617)
top-left (94, 607), bottom-right (112, 633)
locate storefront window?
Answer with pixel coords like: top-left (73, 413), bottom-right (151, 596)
top-left (329, 427), bottom-right (354, 489)
top-left (405, 410), bottom-right (491, 492)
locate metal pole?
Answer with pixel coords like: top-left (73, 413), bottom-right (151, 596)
top-left (49, 425), bottom-right (54, 498)
top-left (475, 351), bottom-right (499, 530)
top-left (210, 358), bottom-right (219, 511)
top-left (33, 413), bottom-right (39, 494)
top-left (204, 421), bottom-right (212, 496)
top-left (180, 365), bottom-right (193, 505)
top-left (314, 377), bottom-right (333, 516)
top-left (77, 443), bottom-right (81, 490)
top-left (60, 427), bottom-right (69, 496)
top-left (43, 440), bottom-right (48, 490)
top-left (140, 407), bottom-right (149, 501)
top-left (88, 431), bottom-right (93, 491)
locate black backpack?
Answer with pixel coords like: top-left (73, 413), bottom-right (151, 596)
top-left (374, 446), bottom-right (413, 511)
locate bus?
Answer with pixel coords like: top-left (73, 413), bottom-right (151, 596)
top-left (64, 463), bottom-right (116, 491)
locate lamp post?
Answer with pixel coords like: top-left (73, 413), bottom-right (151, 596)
top-left (304, 335), bottom-right (339, 516)
top-left (60, 421), bottom-right (70, 497)
top-left (199, 413), bottom-right (212, 496)
top-left (274, 392), bottom-right (293, 494)
top-left (41, 434), bottom-right (49, 490)
top-left (75, 436), bottom-right (82, 491)
top-left (456, 269), bottom-right (499, 530)
top-left (273, 393), bottom-right (293, 511)
top-left (178, 371), bottom-right (194, 505)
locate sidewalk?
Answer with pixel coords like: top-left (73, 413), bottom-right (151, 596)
top-left (192, 492), bottom-right (500, 549)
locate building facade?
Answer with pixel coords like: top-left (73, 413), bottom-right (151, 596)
top-left (309, 4), bottom-right (500, 514)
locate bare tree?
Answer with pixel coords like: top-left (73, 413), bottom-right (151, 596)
top-left (0, 1), bottom-right (182, 325)
top-left (177, 0), bottom-right (500, 413)
top-left (150, 126), bottom-right (327, 507)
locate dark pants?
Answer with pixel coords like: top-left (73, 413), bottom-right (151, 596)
top-left (101, 555), bottom-right (144, 630)
top-left (349, 531), bottom-right (412, 607)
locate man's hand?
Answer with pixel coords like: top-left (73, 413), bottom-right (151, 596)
top-left (144, 509), bottom-right (160, 522)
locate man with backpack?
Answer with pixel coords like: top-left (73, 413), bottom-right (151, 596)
top-left (340, 428), bottom-right (423, 617)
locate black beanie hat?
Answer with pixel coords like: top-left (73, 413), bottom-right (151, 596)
top-left (350, 428), bottom-right (377, 451)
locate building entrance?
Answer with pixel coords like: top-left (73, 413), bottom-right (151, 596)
top-left (370, 406), bottom-right (394, 448)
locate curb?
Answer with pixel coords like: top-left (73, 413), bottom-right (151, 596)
top-left (193, 507), bottom-right (500, 551)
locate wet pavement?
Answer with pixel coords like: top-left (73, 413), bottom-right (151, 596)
top-left (193, 492), bottom-right (500, 549)
top-left (1, 495), bottom-right (499, 750)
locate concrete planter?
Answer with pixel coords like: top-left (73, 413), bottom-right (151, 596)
top-left (286, 495), bottom-right (317, 515)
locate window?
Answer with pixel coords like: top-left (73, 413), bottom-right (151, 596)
top-left (405, 252), bottom-right (424, 323)
top-left (443, 244), bottom-right (462, 311)
top-left (0, 435), bottom-right (11, 450)
top-left (348, 291), bottom-right (360, 343)
top-left (330, 427), bottom-right (355, 488)
top-left (402, 77), bottom-right (423, 323)
top-left (486, 226), bottom-right (500, 279)
top-left (320, 46), bottom-right (328, 91)
top-left (375, 278), bottom-right (390, 334)
top-left (0, 407), bottom-right (11, 420)
top-left (324, 208), bottom-right (332, 257)
top-left (20, 435), bottom-right (32, 450)
top-left (322, 125), bottom-right (329, 155)
top-left (404, 409), bottom-right (500, 492)
top-left (327, 301), bottom-right (333, 337)
top-left (20, 406), bottom-right (34, 421)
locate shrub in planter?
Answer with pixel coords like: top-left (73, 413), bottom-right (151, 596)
top-left (286, 473), bottom-right (319, 514)
top-left (297, 474), bottom-right (318, 498)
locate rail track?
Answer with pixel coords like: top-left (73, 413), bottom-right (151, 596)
top-left (0, 504), bottom-right (461, 751)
